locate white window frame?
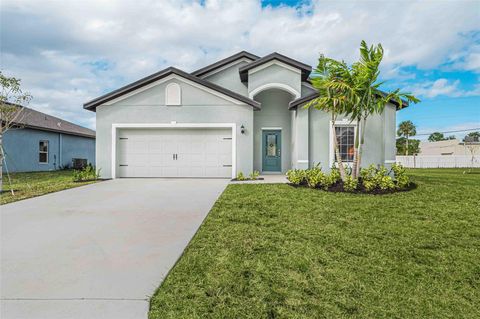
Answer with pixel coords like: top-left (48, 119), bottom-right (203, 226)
top-left (39, 140), bottom-right (49, 164)
top-left (329, 120), bottom-right (358, 168)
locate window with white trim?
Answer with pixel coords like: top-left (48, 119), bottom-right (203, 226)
top-left (39, 140), bottom-right (49, 164)
top-left (335, 126), bottom-right (355, 162)
top-left (165, 82), bottom-right (181, 105)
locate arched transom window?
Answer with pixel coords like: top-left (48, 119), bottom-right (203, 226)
top-left (165, 82), bottom-right (181, 105)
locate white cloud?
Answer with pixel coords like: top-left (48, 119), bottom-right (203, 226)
top-left (407, 78), bottom-right (480, 98)
top-left (1, 0), bottom-right (479, 129)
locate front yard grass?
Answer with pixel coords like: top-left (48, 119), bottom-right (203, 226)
top-left (1, 170), bottom-right (98, 205)
top-left (150, 169), bottom-right (480, 319)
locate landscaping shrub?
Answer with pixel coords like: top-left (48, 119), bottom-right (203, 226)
top-left (249, 170), bottom-right (260, 180)
top-left (72, 164), bottom-right (99, 182)
top-left (286, 169), bottom-right (306, 185)
top-left (286, 164), bottom-right (411, 194)
top-left (360, 164), bottom-right (396, 191)
top-left (343, 175), bottom-right (358, 192)
top-left (236, 172), bottom-right (247, 181)
top-left (305, 166), bottom-right (324, 188)
top-left (392, 163), bottom-right (410, 189)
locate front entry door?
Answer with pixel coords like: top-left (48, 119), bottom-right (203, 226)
top-left (262, 130), bottom-right (281, 172)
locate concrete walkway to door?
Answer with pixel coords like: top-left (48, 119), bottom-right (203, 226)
top-left (1, 178), bottom-right (228, 319)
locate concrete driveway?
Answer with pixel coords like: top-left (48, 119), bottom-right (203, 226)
top-left (1, 178), bottom-right (228, 319)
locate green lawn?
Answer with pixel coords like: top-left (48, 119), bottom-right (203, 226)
top-left (150, 169), bottom-right (480, 319)
top-left (1, 170), bottom-right (98, 205)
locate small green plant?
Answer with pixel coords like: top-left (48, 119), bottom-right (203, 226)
top-left (286, 169), bottom-right (306, 185)
top-left (249, 170), bottom-right (260, 180)
top-left (305, 165), bottom-right (324, 188)
top-left (236, 172), bottom-right (247, 181)
top-left (391, 163), bottom-right (410, 189)
top-left (329, 167), bottom-right (341, 184)
top-left (343, 175), bottom-right (358, 192)
top-left (360, 164), bottom-right (396, 191)
top-left (73, 164), bottom-right (99, 182)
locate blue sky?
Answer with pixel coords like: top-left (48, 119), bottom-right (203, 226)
top-left (1, 0), bottom-right (479, 140)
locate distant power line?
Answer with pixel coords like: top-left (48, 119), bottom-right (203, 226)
top-left (412, 128), bottom-right (480, 137)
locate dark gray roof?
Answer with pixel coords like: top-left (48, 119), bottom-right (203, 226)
top-left (239, 52), bottom-right (312, 82)
top-left (84, 67), bottom-right (260, 111)
top-left (5, 105), bottom-right (95, 138)
top-left (288, 91), bottom-right (409, 110)
top-left (191, 51), bottom-right (260, 77)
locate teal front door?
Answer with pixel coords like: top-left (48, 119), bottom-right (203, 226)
top-left (262, 130), bottom-right (281, 172)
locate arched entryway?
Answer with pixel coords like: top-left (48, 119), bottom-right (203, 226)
top-left (252, 88), bottom-right (296, 173)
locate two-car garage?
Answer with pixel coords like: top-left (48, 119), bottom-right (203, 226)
top-left (116, 127), bottom-right (233, 178)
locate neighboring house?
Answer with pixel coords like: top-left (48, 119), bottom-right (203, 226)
top-left (84, 51), bottom-right (406, 179)
top-left (2, 106), bottom-right (95, 172)
top-left (419, 139), bottom-right (480, 156)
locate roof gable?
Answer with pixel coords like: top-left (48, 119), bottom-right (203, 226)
top-left (191, 51), bottom-right (259, 77)
top-left (239, 52), bottom-right (312, 82)
top-left (84, 67), bottom-right (260, 111)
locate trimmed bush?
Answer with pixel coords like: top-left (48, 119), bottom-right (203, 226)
top-left (392, 163), bottom-right (410, 189)
top-left (249, 170), bottom-right (260, 180)
top-left (236, 172), bottom-right (247, 181)
top-left (343, 175), bottom-right (358, 192)
top-left (286, 169), bottom-right (306, 185)
top-left (73, 164), bottom-right (99, 182)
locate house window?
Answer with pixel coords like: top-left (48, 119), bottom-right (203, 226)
top-left (165, 82), bottom-right (181, 105)
top-left (39, 140), bottom-right (49, 164)
top-left (335, 126), bottom-right (355, 162)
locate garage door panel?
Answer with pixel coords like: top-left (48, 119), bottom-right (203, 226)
top-left (118, 128), bottom-right (232, 178)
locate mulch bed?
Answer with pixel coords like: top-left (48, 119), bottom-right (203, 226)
top-left (289, 180), bottom-right (417, 195)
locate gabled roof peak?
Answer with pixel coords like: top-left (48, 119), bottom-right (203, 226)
top-left (83, 66), bottom-right (260, 111)
top-left (191, 51), bottom-right (260, 77)
top-left (239, 52), bottom-right (312, 82)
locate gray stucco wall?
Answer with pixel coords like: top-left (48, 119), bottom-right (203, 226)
top-left (202, 60), bottom-right (251, 96)
top-left (248, 64), bottom-right (302, 98)
top-left (95, 78), bottom-right (254, 179)
top-left (253, 89), bottom-right (294, 173)
top-left (2, 128), bottom-right (95, 172)
top-left (308, 103), bottom-right (397, 171)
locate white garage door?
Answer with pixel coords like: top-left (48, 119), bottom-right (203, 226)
top-left (117, 128), bottom-right (232, 178)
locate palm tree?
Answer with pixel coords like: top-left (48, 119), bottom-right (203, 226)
top-left (305, 55), bottom-right (356, 181)
top-left (348, 41), bottom-right (420, 177)
top-left (397, 120), bottom-right (417, 155)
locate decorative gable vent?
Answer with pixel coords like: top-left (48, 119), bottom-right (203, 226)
top-left (166, 82), bottom-right (181, 106)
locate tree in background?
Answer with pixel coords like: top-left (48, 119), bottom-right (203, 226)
top-left (396, 137), bottom-right (420, 155)
top-left (0, 72), bottom-right (32, 193)
top-left (428, 132), bottom-right (456, 142)
top-left (397, 121), bottom-right (417, 155)
top-left (428, 132), bottom-right (445, 142)
top-left (463, 131), bottom-right (480, 142)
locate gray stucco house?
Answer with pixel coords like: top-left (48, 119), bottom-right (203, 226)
top-left (2, 106), bottom-right (95, 172)
top-left (84, 51), bottom-right (405, 179)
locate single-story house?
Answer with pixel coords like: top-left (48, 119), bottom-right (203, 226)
top-left (84, 51), bottom-right (406, 179)
top-left (2, 106), bottom-right (95, 172)
top-left (419, 139), bottom-right (480, 156)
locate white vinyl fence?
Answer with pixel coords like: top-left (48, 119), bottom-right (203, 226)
top-left (396, 155), bottom-right (480, 168)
